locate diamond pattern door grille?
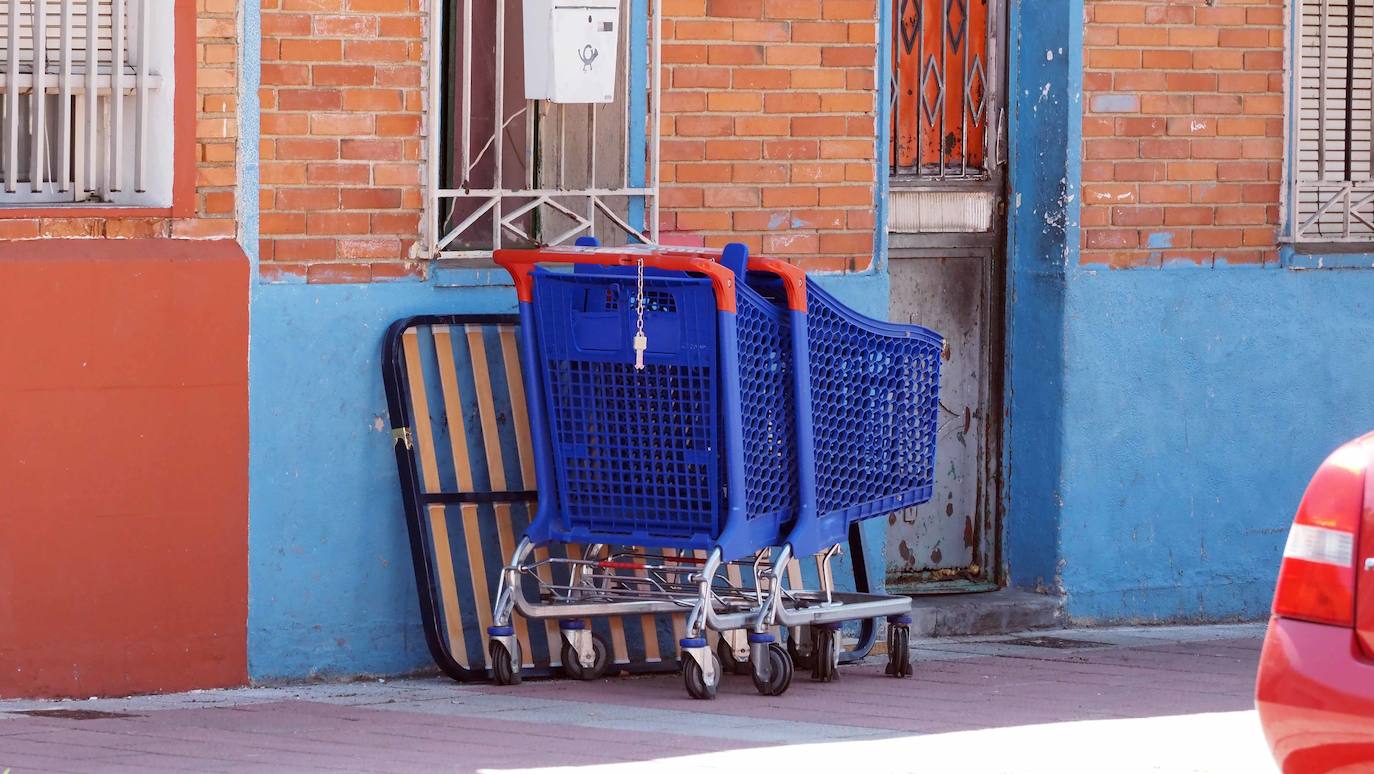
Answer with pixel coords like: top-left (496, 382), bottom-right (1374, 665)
top-left (892, 0), bottom-right (993, 181)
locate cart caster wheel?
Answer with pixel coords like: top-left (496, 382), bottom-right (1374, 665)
top-left (562, 632), bottom-right (612, 681)
top-left (787, 631), bottom-right (815, 671)
top-left (683, 653), bottom-right (720, 700)
top-left (717, 635), bottom-right (751, 676)
top-left (752, 643), bottom-right (793, 697)
top-left (811, 627), bottom-right (840, 683)
top-left (489, 640), bottom-right (521, 686)
top-left (886, 624), bottom-right (913, 678)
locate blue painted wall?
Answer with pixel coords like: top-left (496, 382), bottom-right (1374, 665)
top-left (1003, 0), bottom-right (1374, 622)
top-left (1057, 269), bottom-right (1374, 621)
top-left (247, 281), bottom-right (516, 679)
top-left (1003, 0), bottom-right (1074, 593)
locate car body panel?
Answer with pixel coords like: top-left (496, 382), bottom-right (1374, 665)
top-left (1257, 616), bottom-right (1374, 773)
top-left (1359, 437), bottom-right (1374, 659)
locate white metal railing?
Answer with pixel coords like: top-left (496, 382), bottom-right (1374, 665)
top-left (0, 0), bottom-right (169, 206)
top-left (1290, 0), bottom-right (1374, 242)
top-left (425, 0), bottom-right (661, 259)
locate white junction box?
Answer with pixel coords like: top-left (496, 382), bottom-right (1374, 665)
top-left (523, 0), bottom-right (622, 104)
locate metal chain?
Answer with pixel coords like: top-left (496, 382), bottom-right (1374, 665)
top-left (633, 253), bottom-right (648, 370)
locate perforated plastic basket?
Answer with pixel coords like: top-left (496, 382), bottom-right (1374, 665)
top-left (526, 264), bottom-right (797, 559)
top-left (803, 279), bottom-right (942, 527)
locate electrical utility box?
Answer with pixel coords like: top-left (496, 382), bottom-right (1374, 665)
top-left (523, 0), bottom-right (621, 104)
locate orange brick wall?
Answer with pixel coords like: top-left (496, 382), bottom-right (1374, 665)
top-left (1081, 0), bottom-right (1284, 268)
top-left (659, 0), bottom-right (881, 271)
top-left (255, 1), bottom-right (881, 281)
top-left (258, 0), bottom-right (425, 283)
top-left (0, 3), bottom-right (238, 242)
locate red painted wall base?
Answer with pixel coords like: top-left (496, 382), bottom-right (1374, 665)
top-left (0, 239), bottom-right (249, 698)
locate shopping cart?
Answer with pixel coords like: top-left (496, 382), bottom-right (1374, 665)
top-left (738, 261), bottom-right (943, 681)
top-left (489, 243), bottom-right (942, 697)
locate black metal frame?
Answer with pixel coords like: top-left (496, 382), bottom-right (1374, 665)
top-left (382, 313), bottom-right (877, 683)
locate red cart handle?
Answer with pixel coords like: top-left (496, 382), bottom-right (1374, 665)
top-left (632, 246), bottom-right (809, 313)
top-left (494, 247), bottom-right (740, 313)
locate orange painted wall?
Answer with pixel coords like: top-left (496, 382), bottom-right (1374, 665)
top-left (0, 239), bottom-right (249, 699)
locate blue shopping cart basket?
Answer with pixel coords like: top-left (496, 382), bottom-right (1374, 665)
top-left (742, 263), bottom-right (944, 558)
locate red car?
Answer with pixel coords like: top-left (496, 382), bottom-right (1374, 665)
top-left (1256, 431), bottom-right (1374, 773)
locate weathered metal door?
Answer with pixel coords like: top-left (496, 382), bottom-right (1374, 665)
top-left (885, 0), bottom-right (1006, 592)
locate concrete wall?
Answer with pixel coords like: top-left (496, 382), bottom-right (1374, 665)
top-left (0, 0), bottom-right (250, 699)
top-left (247, 279), bottom-right (513, 680)
top-left (0, 240), bottom-right (250, 699)
top-left (1005, 0), bottom-right (1374, 622)
top-left (1059, 268), bottom-right (1374, 621)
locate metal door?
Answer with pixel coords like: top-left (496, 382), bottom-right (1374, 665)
top-left (885, 0), bottom-right (1006, 592)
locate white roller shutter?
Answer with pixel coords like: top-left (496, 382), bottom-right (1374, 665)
top-left (1293, 0), bottom-right (1374, 241)
top-left (0, 0), bottom-right (169, 205)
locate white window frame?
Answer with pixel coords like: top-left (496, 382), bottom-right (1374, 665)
top-left (0, 0), bottom-right (174, 208)
top-left (1286, 0), bottom-right (1374, 245)
top-left (423, 0), bottom-right (662, 259)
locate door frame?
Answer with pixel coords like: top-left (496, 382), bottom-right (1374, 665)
top-left (879, 0), bottom-right (1009, 593)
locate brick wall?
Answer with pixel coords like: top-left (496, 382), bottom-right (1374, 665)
top-left (1081, 0), bottom-right (1284, 268)
top-left (659, 0), bottom-right (880, 271)
top-left (259, 0), bottom-right (425, 283)
top-left (256, 1), bottom-right (880, 281)
top-left (0, 3), bottom-right (238, 242)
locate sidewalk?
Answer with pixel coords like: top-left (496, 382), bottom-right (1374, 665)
top-left (0, 623), bottom-right (1272, 773)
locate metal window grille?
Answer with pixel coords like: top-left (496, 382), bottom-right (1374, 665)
top-left (0, 0), bottom-right (170, 206)
top-left (889, 0), bottom-right (1001, 183)
top-left (1291, 0), bottom-right (1374, 242)
top-left (425, 0), bottom-right (661, 259)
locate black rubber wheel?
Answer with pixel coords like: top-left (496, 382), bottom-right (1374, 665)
top-left (490, 640), bottom-right (521, 686)
top-left (752, 643), bottom-right (793, 696)
top-left (682, 653), bottom-right (719, 700)
top-left (787, 629), bottom-right (815, 671)
top-left (811, 627), bottom-right (838, 683)
top-left (885, 624), bottom-right (913, 678)
top-left (717, 635), bottom-right (751, 676)
top-left (562, 632), bottom-right (612, 680)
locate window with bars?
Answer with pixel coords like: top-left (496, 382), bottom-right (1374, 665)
top-left (1290, 0), bottom-right (1374, 243)
top-left (0, 0), bottom-right (173, 207)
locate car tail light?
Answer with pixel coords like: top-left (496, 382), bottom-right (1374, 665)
top-left (1272, 443), bottom-right (1367, 627)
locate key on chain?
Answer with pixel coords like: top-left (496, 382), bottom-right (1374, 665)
top-left (633, 332), bottom-right (648, 370)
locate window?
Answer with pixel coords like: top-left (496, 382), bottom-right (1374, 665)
top-left (0, 0), bottom-right (174, 207)
top-left (1290, 0), bottom-right (1374, 243)
top-left (426, 0), bottom-right (659, 258)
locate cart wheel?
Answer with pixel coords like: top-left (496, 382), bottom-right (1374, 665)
top-left (490, 640), bottom-right (521, 686)
top-left (811, 627), bottom-right (839, 683)
top-left (562, 632), bottom-right (612, 681)
top-left (787, 631), bottom-right (815, 671)
top-left (682, 653), bottom-right (720, 700)
top-left (717, 635), bottom-right (751, 676)
top-left (886, 624), bottom-right (913, 678)
top-left (752, 643), bottom-right (793, 697)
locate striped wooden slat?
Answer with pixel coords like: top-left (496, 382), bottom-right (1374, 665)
top-left (498, 325), bottom-right (564, 660)
top-left (432, 326), bottom-right (498, 664)
top-left (402, 329), bottom-right (468, 667)
top-left (464, 325), bottom-right (533, 666)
